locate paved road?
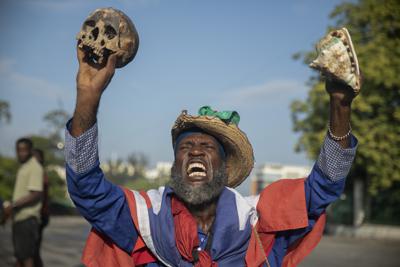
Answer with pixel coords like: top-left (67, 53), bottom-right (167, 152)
top-left (0, 216), bottom-right (88, 267)
top-left (1, 216), bottom-right (399, 266)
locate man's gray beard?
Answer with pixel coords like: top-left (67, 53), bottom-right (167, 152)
top-left (168, 162), bottom-right (227, 206)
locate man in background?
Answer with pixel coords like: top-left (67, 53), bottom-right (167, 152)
top-left (3, 138), bottom-right (43, 267)
top-left (32, 148), bottom-right (49, 267)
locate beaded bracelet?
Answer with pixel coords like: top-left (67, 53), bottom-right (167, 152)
top-left (328, 123), bottom-right (352, 141)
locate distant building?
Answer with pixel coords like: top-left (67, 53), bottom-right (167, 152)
top-left (100, 161), bottom-right (135, 177)
top-left (146, 162), bottom-right (172, 181)
top-left (250, 163), bottom-right (311, 195)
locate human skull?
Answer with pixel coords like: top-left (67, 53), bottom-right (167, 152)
top-left (76, 7), bottom-right (139, 68)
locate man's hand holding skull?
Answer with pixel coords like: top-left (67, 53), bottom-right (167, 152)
top-left (71, 8), bottom-right (139, 137)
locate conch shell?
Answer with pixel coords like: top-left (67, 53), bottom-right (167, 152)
top-left (310, 27), bottom-right (361, 95)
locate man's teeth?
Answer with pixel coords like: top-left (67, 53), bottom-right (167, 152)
top-left (188, 172), bottom-right (206, 177)
top-left (187, 162), bottom-right (206, 177)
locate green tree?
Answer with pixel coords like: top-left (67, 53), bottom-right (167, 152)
top-left (43, 109), bottom-right (70, 142)
top-left (102, 157), bottom-right (130, 185)
top-left (291, 0), bottom-right (400, 223)
top-left (0, 99), bottom-right (11, 124)
top-left (124, 177), bottom-right (161, 192)
top-left (37, 109), bottom-right (70, 204)
top-left (0, 108), bottom-right (70, 205)
top-left (30, 135), bottom-right (67, 203)
top-left (0, 156), bottom-right (18, 200)
top-left (31, 135), bottom-right (64, 166)
top-left (0, 135), bottom-right (68, 204)
top-left (103, 152), bottom-right (159, 190)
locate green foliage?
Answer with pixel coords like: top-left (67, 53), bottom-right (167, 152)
top-left (328, 188), bottom-right (353, 225)
top-left (30, 135), bottom-right (64, 166)
top-left (103, 152), bottom-right (168, 192)
top-left (292, 0), bottom-right (400, 205)
top-left (0, 156), bottom-right (18, 200)
top-left (0, 99), bottom-right (11, 124)
top-left (47, 169), bottom-right (67, 203)
top-left (369, 181), bottom-right (400, 225)
top-left (124, 177), bottom-right (167, 192)
top-left (0, 148), bottom-right (67, 205)
top-left (0, 107), bottom-right (69, 204)
top-left (43, 109), bottom-right (69, 141)
top-left (31, 134), bottom-right (67, 204)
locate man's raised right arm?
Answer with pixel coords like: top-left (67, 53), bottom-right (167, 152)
top-left (65, 47), bottom-right (137, 253)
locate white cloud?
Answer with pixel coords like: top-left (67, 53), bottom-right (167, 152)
top-left (119, 0), bottom-right (161, 7)
top-left (24, 0), bottom-right (87, 11)
top-left (0, 58), bottom-right (71, 100)
top-left (24, 0), bottom-right (160, 11)
top-left (217, 80), bottom-right (305, 107)
top-left (0, 59), bottom-right (14, 73)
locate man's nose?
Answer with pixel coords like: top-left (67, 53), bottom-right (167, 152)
top-left (189, 145), bottom-right (205, 157)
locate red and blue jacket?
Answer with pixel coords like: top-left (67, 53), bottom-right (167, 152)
top-left (67, 164), bottom-right (343, 267)
top-left (65, 121), bottom-right (357, 266)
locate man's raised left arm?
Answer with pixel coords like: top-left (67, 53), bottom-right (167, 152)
top-left (306, 78), bottom-right (358, 214)
top-left (283, 79), bottom-right (359, 247)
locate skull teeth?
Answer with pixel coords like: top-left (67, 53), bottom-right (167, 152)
top-left (79, 39), bottom-right (105, 58)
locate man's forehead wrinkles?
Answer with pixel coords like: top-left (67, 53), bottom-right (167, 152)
top-left (180, 139), bottom-right (213, 145)
top-left (181, 133), bottom-right (217, 143)
top-left (180, 139), bottom-right (194, 145)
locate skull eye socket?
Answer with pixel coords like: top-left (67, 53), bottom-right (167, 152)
top-left (85, 20), bottom-right (96, 27)
top-left (91, 27), bottom-right (99, 40)
top-left (104, 25), bottom-right (117, 40)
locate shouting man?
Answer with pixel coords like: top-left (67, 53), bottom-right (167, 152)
top-left (66, 28), bottom-right (360, 266)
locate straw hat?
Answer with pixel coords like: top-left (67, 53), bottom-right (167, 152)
top-left (171, 107), bottom-right (254, 188)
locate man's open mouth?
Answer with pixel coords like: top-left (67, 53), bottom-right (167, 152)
top-left (186, 162), bottom-right (207, 178)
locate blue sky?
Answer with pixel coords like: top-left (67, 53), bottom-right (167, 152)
top-left (0, 0), bottom-right (345, 168)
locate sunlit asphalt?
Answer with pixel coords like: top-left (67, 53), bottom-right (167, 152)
top-left (1, 216), bottom-right (399, 267)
